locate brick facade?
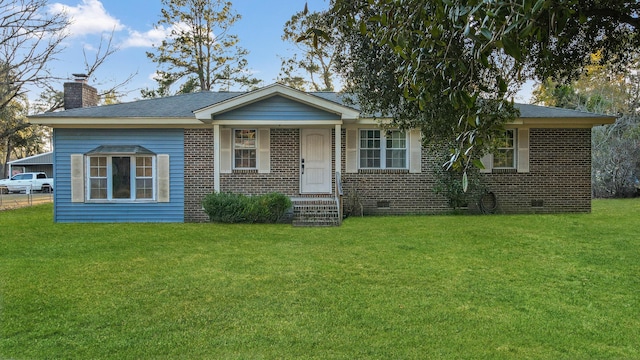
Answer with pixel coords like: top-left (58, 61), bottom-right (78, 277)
top-left (342, 128), bottom-right (592, 215)
top-left (341, 128), bottom-right (450, 215)
top-left (482, 128), bottom-right (592, 213)
top-left (184, 127), bottom-right (593, 222)
top-left (184, 128), bottom-right (215, 222)
top-left (222, 128), bottom-right (301, 196)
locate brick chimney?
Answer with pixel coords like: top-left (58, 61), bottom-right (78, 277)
top-left (63, 74), bottom-right (98, 110)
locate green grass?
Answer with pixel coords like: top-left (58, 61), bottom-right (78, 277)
top-left (1, 200), bottom-right (639, 359)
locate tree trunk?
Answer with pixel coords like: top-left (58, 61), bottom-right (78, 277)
top-left (2, 137), bottom-right (11, 178)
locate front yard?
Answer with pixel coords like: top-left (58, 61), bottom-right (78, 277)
top-left (1, 200), bottom-right (639, 359)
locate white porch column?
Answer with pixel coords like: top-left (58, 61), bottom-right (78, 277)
top-left (335, 124), bottom-right (342, 174)
top-left (213, 124), bottom-right (221, 192)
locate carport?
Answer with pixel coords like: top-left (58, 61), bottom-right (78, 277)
top-left (7, 152), bottom-right (53, 177)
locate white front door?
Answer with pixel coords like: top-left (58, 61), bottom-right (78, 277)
top-left (301, 128), bottom-right (332, 194)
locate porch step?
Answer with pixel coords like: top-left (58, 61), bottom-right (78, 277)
top-left (292, 198), bottom-right (341, 227)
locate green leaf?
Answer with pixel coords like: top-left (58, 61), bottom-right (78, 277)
top-left (359, 21), bottom-right (367, 35)
top-left (502, 36), bottom-right (521, 61)
top-left (498, 76), bottom-right (508, 93)
top-left (532, 0), bottom-right (545, 13)
top-left (480, 27), bottom-right (493, 40)
top-left (462, 171), bottom-right (469, 193)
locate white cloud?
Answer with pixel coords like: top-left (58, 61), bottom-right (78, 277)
top-left (49, 0), bottom-right (123, 37)
top-left (148, 71), bottom-right (161, 81)
top-left (121, 27), bottom-right (170, 49)
top-left (120, 22), bottom-right (194, 49)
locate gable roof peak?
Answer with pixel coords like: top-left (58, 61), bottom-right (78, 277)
top-left (193, 83), bottom-right (360, 122)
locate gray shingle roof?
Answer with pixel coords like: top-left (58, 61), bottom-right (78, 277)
top-left (8, 152), bottom-right (53, 165)
top-left (30, 89), bottom-right (612, 120)
top-left (515, 103), bottom-right (610, 118)
top-left (32, 91), bottom-right (245, 118)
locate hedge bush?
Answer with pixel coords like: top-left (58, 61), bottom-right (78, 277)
top-left (202, 192), bottom-right (292, 223)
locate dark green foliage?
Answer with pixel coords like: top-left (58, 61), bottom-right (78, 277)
top-left (323, 0), bottom-right (639, 170)
top-left (142, 0), bottom-right (259, 97)
top-left (202, 192), bottom-right (292, 223)
top-left (258, 192), bottom-right (293, 223)
top-left (431, 147), bottom-right (487, 211)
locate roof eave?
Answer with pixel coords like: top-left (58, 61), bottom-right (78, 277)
top-left (510, 116), bottom-right (617, 128)
top-left (29, 117), bottom-right (202, 127)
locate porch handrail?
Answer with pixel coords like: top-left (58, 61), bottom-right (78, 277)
top-left (335, 171), bottom-right (343, 224)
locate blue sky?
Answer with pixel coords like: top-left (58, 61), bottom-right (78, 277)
top-left (45, 0), bottom-right (330, 101)
top-left (44, 0), bottom-right (533, 103)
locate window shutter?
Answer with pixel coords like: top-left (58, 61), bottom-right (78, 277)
top-left (479, 154), bottom-right (493, 173)
top-left (220, 128), bottom-right (232, 173)
top-left (70, 154), bottom-right (84, 203)
top-left (408, 129), bottom-right (422, 173)
top-left (258, 128), bottom-right (270, 173)
top-left (345, 128), bottom-right (357, 173)
top-left (157, 154), bottom-right (170, 202)
top-left (517, 128), bottom-right (530, 173)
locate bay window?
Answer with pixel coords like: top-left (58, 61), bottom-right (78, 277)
top-left (85, 146), bottom-right (157, 201)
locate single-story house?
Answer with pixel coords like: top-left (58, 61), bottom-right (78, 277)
top-left (29, 80), bottom-right (615, 224)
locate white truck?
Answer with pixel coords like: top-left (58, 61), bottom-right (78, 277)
top-left (0, 172), bottom-right (54, 194)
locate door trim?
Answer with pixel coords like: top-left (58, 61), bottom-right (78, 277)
top-left (300, 128), bottom-right (332, 194)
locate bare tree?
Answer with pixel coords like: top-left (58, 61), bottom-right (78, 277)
top-left (32, 29), bottom-right (138, 113)
top-left (82, 29), bottom-right (138, 103)
top-left (0, 0), bottom-right (69, 110)
top-left (0, 0), bottom-right (69, 177)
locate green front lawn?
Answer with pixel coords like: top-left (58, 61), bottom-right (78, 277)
top-left (1, 200), bottom-right (639, 359)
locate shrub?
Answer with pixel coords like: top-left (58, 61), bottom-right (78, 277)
top-left (202, 192), bottom-right (292, 223)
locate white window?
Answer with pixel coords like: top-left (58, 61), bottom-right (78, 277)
top-left (359, 129), bottom-right (407, 169)
top-left (86, 154), bottom-right (156, 201)
top-left (84, 145), bottom-right (158, 201)
top-left (493, 129), bottom-right (516, 168)
top-left (234, 129), bottom-right (257, 169)
top-left (480, 128), bottom-right (530, 173)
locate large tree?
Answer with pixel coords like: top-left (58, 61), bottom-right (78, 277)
top-left (1, 0), bottom-right (68, 177)
top-left (143, 0), bottom-right (259, 97)
top-left (278, 9), bottom-right (339, 92)
top-left (320, 0), bottom-right (639, 170)
top-left (0, 0), bottom-right (68, 110)
top-left (0, 95), bottom-right (47, 178)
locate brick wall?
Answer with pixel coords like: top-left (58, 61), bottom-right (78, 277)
top-left (342, 128), bottom-right (593, 215)
top-left (481, 128), bottom-right (592, 213)
top-left (63, 82), bottom-right (98, 109)
top-left (222, 128), bottom-right (301, 195)
top-left (183, 127), bottom-right (593, 222)
top-left (184, 128), bottom-right (215, 222)
top-left (341, 129), bottom-right (450, 215)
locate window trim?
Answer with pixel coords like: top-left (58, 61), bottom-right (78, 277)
top-left (493, 129), bottom-right (516, 169)
top-left (358, 129), bottom-right (408, 170)
top-left (233, 128), bottom-right (258, 170)
top-left (85, 153), bottom-right (157, 203)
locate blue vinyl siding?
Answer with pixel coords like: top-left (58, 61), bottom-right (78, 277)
top-left (214, 95), bottom-right (341, 121)
top-left (53, 129), bottom-right (184, 222)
